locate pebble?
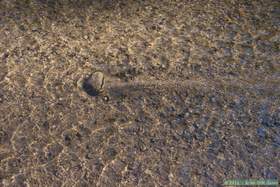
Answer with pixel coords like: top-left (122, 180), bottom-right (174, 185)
top-left (182, 129), bottom-right (193, 143)
top-left (82, 71), bottom-right (105, 97)
top-left (103, 95), bottom-right (109, 102)
top-left (273, 135), bottom-right (280, 148)
top-left (256, 127), bottom-right (266, 139)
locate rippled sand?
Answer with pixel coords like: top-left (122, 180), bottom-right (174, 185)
top-left (0, 0), bottom-right (279, 186)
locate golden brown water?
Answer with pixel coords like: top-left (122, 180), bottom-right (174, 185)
top-left (0, 0), bottom-right (279, 186)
